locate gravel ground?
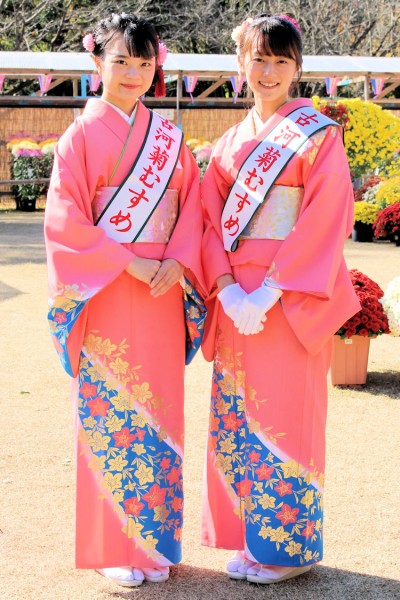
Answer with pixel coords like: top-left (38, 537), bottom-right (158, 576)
top-left (0, 212), bottom-right (399, 600)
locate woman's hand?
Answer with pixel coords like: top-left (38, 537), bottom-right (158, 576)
top-left (150, 258), bottom-right (184, 297)
top-left (126, 256), bottom-right (161, 285)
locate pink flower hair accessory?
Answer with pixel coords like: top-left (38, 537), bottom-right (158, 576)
top-left (157, 40), bottom-right (168, 66)
top-left (277, 14), bottom-right (301, 33)
top-left (83, 33), bottom-right (95, 52)
top-left (231, 17), bottom-right (254, 44)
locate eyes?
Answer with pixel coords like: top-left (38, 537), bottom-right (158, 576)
top-left (252, 57), bottom-right (290, 65)
top-left (113, 59), bottom-right (154, 68)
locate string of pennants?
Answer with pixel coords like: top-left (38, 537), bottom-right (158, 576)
top-left (0, 73), bottom-right (388, 100)
top-left (0, 73), bottom-right (102, 95)
top-left (325, 76), bottom-right (385, 98)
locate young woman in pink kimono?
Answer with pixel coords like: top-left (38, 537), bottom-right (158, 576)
top-left (201, 15), bottom-right (360, 584)
top-left (45, 13), bottom-right (204, 588)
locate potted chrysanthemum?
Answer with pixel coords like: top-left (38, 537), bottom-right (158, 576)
top-left (352, 201), bottom-right (379, 242)
top-left (373, 202), bottom-right (400, 246)
top-left (331, 269), bottom-right (390, 385)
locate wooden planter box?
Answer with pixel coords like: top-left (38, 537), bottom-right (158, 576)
top-left (330, 335), bottom-right (371, 385)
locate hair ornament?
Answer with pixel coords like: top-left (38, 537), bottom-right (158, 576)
top-left (277, 14), bottom-right (301, 33)
top-left (231, 17), bottom-right (254, 44)
top-left (157, 40), bottom-right (168, 66)
top-left (83, 33), bottom-right (95, 52)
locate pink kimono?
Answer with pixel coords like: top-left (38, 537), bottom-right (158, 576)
top-left (45, 99), bottom-right (203, 569)
top-left (201, 98), bottom-right (360, 566)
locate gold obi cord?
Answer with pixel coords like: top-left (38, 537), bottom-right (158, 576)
top-left (93, 187), bottom-right (179, 243)
top-left (240, 185), bottom-right (304, 241)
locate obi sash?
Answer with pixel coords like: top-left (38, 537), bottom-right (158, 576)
top-left (93, 187), bottom-right (178, 243)
top-left (96, 110), bottom-right (183, 243)
top-left (221, 106), bottom-right (339, 251)
top-left (239, 185), bottom-right (303, 241)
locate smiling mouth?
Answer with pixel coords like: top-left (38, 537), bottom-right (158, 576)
top-left (259, 82), bottom-right (279, 88)
top-left (121, 84), bottom-right (140, 89)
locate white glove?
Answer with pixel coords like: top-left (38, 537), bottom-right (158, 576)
top-left (234, 285), bottom-right (282, 335)
top-left (217, 283), bottom-right (246, 321)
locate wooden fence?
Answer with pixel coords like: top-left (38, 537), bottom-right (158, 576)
top-left (0, 105), bottom-right (247, 202)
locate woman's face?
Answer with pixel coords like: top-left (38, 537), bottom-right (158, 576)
top-left (240, 40), bottom-right (298, 109)
top-left (94, 33), bottom-right (156, 115)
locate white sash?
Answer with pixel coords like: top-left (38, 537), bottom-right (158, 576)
top-left (96, 111), bottom-right (183, 243)
top-left (221, 106), bottom-right (339, 251)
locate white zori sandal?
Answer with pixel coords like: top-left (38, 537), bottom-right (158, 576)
top-left (226, 551), bottom-right (258, 580)
top-left (97, 566), bottom-right (169, 587)
top-left (246, 564), bottom-right (311, 584)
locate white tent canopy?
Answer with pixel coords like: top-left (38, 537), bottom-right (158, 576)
top-left (0, 51), bottom-right (399, 121)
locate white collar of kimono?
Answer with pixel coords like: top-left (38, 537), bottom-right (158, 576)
top-left (100, 99), bottom-right (138, 125)
top-left (253, 108), bottom-right (268, 134)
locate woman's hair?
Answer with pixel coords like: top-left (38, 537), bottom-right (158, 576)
top-left (234, 15), bottom-right (303, 73)
top-left (91, 13), bottom-right (159, 62)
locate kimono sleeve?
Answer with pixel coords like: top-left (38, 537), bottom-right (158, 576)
top-left (163, 144), bottom-right (205, 294)
top-left (200, 141), bottom-right (234, 293)
top-left (266, 126), bottom-right (354, 297)
top-left (45, 120), bottom-right (134, 378)
top-left (266, 126), bottom-right (361, 354)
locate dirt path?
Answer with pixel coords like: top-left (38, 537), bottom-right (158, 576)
top-left (0, 212), bottom-right (399, 600)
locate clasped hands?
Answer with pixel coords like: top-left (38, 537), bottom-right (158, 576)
top-left (126, 256), bottom-right (184, 297)
top-left (218, 282), bottom-right (282, 335)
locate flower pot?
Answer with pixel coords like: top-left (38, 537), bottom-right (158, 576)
top-left (352, 221), bottom-right (374, 243)
top-left (330, 335), bottom-right (371, 385)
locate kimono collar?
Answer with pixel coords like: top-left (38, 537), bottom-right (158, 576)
top-left (100, 99), bottom-right (138, 126)
top-left (251, 97), bottom-right (314, 135)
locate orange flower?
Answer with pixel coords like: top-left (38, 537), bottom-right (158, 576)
top-left (87, 396), bottom-right (110, 417)
top-left (113, 427), bottom-right (135, 448)
top-left (302, 520), bottom-right (316, 538)
top-left (276, 504), bottom-right (299, 525)
top-left (255, 463), bottom-right (274, 481)
top-left (274, 480), bottom-right (293, 497)
top-left (124, 496), bottom-right (144, 516)
top-left (142, 484), bottom-right (167, 508)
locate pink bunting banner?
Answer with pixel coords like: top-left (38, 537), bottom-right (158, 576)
top-left (38, 74), bottom-right (52, 96)
top-left (0, 75), bottom-right (5, 93)
top-left (325, 76), bottom-right (339, 97)
top-left (230, 75), bottom-right (245, 104)
top-left (88, 74), bottom-right (102, 93)
top-left (371, 78), bottom-right (384, 98)
top-left (183, 75), bottom-right (198, 103)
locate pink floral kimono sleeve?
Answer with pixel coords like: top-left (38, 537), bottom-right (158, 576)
top-left (45, 122), bottom-right (133, 378)
top-left (265, 127), bottom-right (361, 353)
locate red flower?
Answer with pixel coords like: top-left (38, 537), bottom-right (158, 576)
top-left (235, 479), bottom-right (253, 497)
top-left (167, 467), bottom-right (181, 485)
top-left (374, 202), bottom-right (400, 239)
top-left (124, 496), bottom-right (144, 516)
top-left (222, 412), bottom-right (242, 432)
top-left (336, 269), bottom-right (389, 338)
top-left (160, 457), bottom-right (171, 470)
top-left (142, 484), bottom-right (167, 508)
top-left (87, 396), bottom-right (110, 417)
top-left (302, 520), bottom-right (316, 538)
top-left (135, 428), bottom-right (146, 442)
top-left (80, 382), bottom-right (97, 399)
top-left (276, 504), bottom-right (299, 525)
top-left (255, 464), bottom-right (274, 480)
top-left (54, 311), bottom-right (67, 324)
top-left (248, 451), bottom-right (261, 463)
top-left (274, 480), bottom-right (293, 496)
top-left (171, 496), bottom-right (183, 512)
top-left (113, 427), bottom-right (135, 448)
